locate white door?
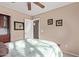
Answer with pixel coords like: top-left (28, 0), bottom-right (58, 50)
top-left (24, 19), bottom-right (33, 39)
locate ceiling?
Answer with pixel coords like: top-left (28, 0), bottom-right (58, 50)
top-left (0, 2), bottom-right (73, 16)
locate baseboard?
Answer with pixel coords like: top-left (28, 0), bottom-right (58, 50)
top-left (63, 50), bottom-right (79, 57)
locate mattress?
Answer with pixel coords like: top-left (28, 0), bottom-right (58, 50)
top-left (5, 39), bottom-right (63, 57)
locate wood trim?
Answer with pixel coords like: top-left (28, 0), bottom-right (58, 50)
top-left (63, 50), bottom-right (79, 57)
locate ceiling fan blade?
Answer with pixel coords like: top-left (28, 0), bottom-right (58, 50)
top-left (27, 2), bottom-right (31, 10)
top-left (33, 2), bottom-right (45, 8)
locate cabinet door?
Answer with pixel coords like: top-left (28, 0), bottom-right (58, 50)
top-left (0, 15), bottom-right (4, 28)
top-left (0, 35), bottom-right (9, 43)
top-left (0, 14), bottom-right (10, 43)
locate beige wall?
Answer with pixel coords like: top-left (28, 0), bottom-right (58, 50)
top-left (0, 5), bottom-right (31, 41)
top-left (33, 3), bottom-right (79, 55)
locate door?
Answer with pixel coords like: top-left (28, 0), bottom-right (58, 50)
top-left (25, 20), bottom-right (33, 39)
top-left (33, 20), bottom-right (39, 39)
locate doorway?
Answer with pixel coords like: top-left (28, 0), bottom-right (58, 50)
top-left (24, 18), bottom-right (40, 39)
top-left (33, 19), bottom-right (40, 39)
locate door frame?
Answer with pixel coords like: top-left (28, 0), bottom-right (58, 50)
top-left (32, 18), bottom-right (40, 39)
top-left (24, 18), bottom-right (40, 39)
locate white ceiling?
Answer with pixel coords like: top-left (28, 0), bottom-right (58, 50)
top-left (0, 2), bottom-right (73, 16)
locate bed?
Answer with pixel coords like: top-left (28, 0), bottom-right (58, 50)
top-left (4, 39), bottom-right (63, 57)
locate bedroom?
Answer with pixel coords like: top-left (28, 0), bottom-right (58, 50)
top-left (0, 2), bottom-right (79, 57)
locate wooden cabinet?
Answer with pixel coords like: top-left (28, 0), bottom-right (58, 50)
top-left (0, 14), bottom-right (10, 43)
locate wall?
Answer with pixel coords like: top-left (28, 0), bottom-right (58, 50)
top-left (0, 5), bottom-right (31, 41)
top-left (33, 3), bottom-right (79, 55)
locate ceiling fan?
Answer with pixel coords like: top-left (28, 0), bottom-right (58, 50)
top-left (27, 2), bottom-right (45, 10)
